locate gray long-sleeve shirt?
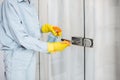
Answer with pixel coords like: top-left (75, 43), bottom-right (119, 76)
top-left (0, 0), bottom-right (48, 53)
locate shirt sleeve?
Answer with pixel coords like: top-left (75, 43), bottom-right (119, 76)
top-left (3, 1), bottom-right (48, 53)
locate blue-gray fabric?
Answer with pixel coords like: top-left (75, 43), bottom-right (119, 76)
top-left (0, 0), bottom-right (48, 80)
top-left (0, 0), bottom-right (48, 52)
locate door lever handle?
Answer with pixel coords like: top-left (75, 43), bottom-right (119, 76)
top-left (61, 37), bottom-right (93, 48)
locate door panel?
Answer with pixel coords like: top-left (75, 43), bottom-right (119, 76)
top-left (47, 0), bottom-right (84, 80)
top-left (85, 0), bottom-right (95, 80)
top-left (86, 0), bottom-right (120, 80)
top-left (38, 0), bottom-right (120, 80)
top-left (94, 0), bottom-right (120, 80)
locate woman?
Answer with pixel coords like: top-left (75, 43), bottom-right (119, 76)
top-left (0, 0), bottom-right (70, 80)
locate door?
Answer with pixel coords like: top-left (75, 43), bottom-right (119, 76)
top-left (38, 0), bottom-right (86, 80)
top-left (37, 0), bottom-right (120, 80)
top-left (48, 0), bottom-right (84, 80)
top-left (85, 0), bottom-right (120, 80)
top-left (91, 0), bottom-right (120, 80)
top-left (47, 0), bottom-right (95, 80)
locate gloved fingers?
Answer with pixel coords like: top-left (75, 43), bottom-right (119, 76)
top-left (41, 24), bottom-right (62, 36)
top-left (51, 28), bottom-right (58, 36)
top-left (61, 41), bottom-right (71, 46)
top-left (53, 26), bottom-right (62, 32)
top-left (57, 32), bottom-right (62, 36)
top-left (52, 26), bottom-right (62, 36)
top-left (48, 41), bottom-right (71, 53)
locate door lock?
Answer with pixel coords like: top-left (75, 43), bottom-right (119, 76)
top-left (61, 37), bottom-right (93, 48)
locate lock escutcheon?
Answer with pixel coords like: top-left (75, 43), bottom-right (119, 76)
top-left (72, 37), bottom-right (93, 48)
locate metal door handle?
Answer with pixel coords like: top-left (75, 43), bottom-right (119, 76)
top-left (61, 37), bottom-right (93, 48)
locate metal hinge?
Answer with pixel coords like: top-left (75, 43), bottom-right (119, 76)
top-left (71, 37), bottom-right (93, 48)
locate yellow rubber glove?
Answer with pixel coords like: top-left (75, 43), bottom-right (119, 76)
top-left (53, 26), bottom-right (62, 36)
top-left (41, 24), bottom-right (62, 36)
top-left (48, 41), bottom-right (71, 53)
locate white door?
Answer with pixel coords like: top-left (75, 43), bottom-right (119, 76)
top-left (37, 0), bottom-right (120, 80)
top-left (47, 0), bottom-right (84, 80)
top-left (89, 0), bottom-right (120, 80)
top-left (85, 0), bottom-right (120, 80)
top-left (38, 0), bottom-right (85, 80)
